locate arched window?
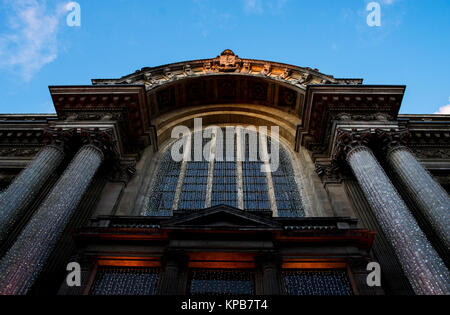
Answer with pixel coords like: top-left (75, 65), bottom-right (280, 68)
top-left (144, 128), bottom-right (305, 217)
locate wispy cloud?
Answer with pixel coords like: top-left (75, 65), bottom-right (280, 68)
top-left (0, 0), bottom-right (67, 81)
top-left (192, 0), bottom-right (238, 38)
top-left (244, 0), bottom-right (263, 14)
top-left (243, 0), bottom-right (288, 15)
top-left (435, 98), bottom-right (450, 115)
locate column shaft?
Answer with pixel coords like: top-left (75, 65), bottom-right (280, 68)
top-left (347, 146), bottom-right (449, 295)
top-left (388, 147), bottom-right (450, 250)
top-left (0, 146), bottom-right (64, 243)
top-left (256, 254), bottom-right (282, 295)
top-left (0, 145), bottom-right (103, 295)
top-left (158, 251), bottom-right (187, 295)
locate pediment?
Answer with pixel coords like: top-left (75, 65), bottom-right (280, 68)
top-left (162, 205), bottom-right (282, 230)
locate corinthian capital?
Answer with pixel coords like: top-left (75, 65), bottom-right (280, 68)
top-left (79, 128), bottom-right (118, 161)
top-left (43, 128), bottom-right (77, 154)
top-left (375, 128), bottom-right (410, 156)
top-left (333, 128), bottom-right (373, 161)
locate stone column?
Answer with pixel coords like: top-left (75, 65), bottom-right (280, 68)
top-left (0, 129), bottom-right (74, 244)
top-left (377, 129), bottom-right (450, 252)
top-left (0, 146), bottom-right (63, 244)
top-left (256, 252), bottom-right (282, 295)
top-left (158, 250), bottom-right (188, 295)
top-left (0, 144), bottom-right (104, 295)
top-left (335, 129), bottom-right (450, 295)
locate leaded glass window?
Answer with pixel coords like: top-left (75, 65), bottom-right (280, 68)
top-left (145, 127), bottom-right (305, 217)
top-left (189, 269), bottom-right (255, 296)
top-left (211, 132), bottom-right (238, 208)
top-left (179, 162), bottom-right (209, 210)
top-left (147, 149), bottom-right (181, 216)
top-left (282, 270), bottom-right (354, 296)
top-left (212, 161), bottom-right (238, 208)
top-left (90, 267), bottom-right (160, 295)
top-left (270, 138), bottom-right (305, 217)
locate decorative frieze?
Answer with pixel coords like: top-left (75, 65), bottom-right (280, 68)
top-left (92, 49), bottom-right (360, 91)
top-left (0, 147), bottom-right (40, 158)
top-left (412, 148), bottom-right (450, 159)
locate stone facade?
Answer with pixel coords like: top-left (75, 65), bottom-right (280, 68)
top-left (0, 50), bottom-right (448, 295)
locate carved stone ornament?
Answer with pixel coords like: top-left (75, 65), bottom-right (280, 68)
top-left (79, 128), bottom-right (118, 162)
top-left (333, 129), bottom-right (373, 161)
top-left (412, 148), bottom-right (450, 160)
top-left (261, 63), bottom-right (272, 76)
top-left (43, 128), bottom-right (77, 154)
top-left (217, 49), bottom-right (241, 72)
top-left (315, 162), bottom-right (346, 184)
top-left (375, 128), bottom-right (410, 156)
top-left (335, 112), bottom-right (394, 122)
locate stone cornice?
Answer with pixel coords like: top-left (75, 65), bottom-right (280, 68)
top-left (295, 85), bottom-right (406, 156)
top-left (48, 85), bottom-right (152, 155)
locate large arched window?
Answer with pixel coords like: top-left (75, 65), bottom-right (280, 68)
top-left (144, 127), bottom-right (305, 217)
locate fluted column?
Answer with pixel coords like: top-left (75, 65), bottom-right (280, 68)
top-left (256, 253), bottom-right (282, 295)
top-left (158, 250), bottom-right (188, 295)
top-left (0, 145), bottom-right (64, 243)
top-left (377, 129), bottom-right (450, 252)
top-left (0, 144), bottom-right (104, 295)
top-left (335, 129), bottom-right (450, 295)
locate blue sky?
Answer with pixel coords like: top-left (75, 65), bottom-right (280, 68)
top-left (0, 0), bottom-right (449, 114)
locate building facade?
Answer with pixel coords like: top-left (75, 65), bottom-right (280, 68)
top-left (0, 50), bottom-right (448, 295)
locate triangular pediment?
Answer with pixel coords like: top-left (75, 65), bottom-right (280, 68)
top-left (162, 205), bottom-right (282, 230)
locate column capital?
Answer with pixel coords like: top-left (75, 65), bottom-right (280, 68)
top-left (79, 128), bottom-right (118, 162)
top-left (333, 128), bottom-right (373, 162)
top-left (79, 128), bottom-right (137, 184)
top-left (375, 128), bottom-right (410, 157)
top-left (43, 128), bottom-right (77, 155)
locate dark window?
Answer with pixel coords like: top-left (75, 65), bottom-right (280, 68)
top-left (282, 270), bottom-right (354, 296)
top-left (90, 267), bottom-right (160, 296)
top-left (189, 269), bottom-right (255, 296)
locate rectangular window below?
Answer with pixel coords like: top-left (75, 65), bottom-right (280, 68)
top-left (282, 270), bottom-right (354, 296)
top-left (189, 269), bottom-right (255, 296)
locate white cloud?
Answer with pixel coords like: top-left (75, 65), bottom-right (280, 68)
top-left (0, 0), bottom-right (67, 81)
top-left (435, 98), bottom-right (450, 115)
